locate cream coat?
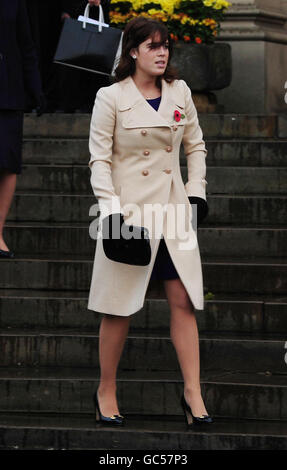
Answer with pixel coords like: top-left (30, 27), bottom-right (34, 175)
top-left (87, 75), bottom-right (208, 316)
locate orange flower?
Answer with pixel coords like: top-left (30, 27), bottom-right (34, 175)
top-left (195, 37), bottom-right (202, 43)
top-left (183, 35), bottom-right (191, 42)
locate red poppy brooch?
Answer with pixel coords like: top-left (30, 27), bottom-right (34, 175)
top-left (174, 109), bottom-right (185, 122)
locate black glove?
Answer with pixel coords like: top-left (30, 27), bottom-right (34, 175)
top-left (35, 93), bottom-right (47, 117)
top-left (188, 196), bottom-right (209, 226)
top-left (102, 213), bottom-right (151, 266)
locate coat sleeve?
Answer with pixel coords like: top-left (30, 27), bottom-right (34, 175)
top-left (89, 86), bottom-right (124, 218)
top-left (181, 80), bottom-right (208, 201)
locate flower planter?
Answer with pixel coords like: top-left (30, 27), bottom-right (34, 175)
top-left (171, 42), bottom-right (232, 112)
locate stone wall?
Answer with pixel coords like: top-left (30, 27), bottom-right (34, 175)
top-left (214, 0), bottom-right (287, 113)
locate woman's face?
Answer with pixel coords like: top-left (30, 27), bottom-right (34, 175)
top-left (131, 32), bottom-right (169, 77)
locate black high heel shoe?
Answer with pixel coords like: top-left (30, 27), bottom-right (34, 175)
top-left (93, 390), bottom-right (125, 426)
top-left (0, 249), bottom-right (15, 258)
top-left (181, 393), bottom-right (213, 427)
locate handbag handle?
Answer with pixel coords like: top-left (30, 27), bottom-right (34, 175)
top-left (82, 2), bottom-right (105, 32)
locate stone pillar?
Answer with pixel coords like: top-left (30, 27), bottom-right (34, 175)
top-left (214, 0), bottom-right (287, 113)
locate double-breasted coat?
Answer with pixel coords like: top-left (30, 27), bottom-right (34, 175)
top-left (87, 75), bottom-right (208, 316)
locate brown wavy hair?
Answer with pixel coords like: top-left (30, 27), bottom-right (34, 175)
top-left (113, 16), bottom-right (179, 88)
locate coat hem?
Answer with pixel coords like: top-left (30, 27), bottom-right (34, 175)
top-left (87, 300), bottom-right (144, 316)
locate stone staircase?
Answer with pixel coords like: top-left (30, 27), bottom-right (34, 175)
top-left (0, 113), bottom-right (286, 450)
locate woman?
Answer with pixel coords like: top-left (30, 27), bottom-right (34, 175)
top-left (88, 16), bottom-right (212, 427)
top-left (0, 0), bottom-right (44, 258)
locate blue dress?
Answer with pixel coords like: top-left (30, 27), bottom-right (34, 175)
top-left (146, 96), bottom-right (180, 281)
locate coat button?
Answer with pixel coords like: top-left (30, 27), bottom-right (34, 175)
top-left (166, 146), bottom-right (172, 152)
top-left (173, 126), bottom-right (178, 131)
top-left (142, 170), bottom-right (149, 176)
top-left (163, 169), bottom-right (171, 174)
top-left (143, 150), bottom-right (150, 156)
top-left (141, 129), bottom-right (147, 136)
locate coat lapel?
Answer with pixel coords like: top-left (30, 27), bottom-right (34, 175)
top-left (118, 75), bottom-right (186, 129)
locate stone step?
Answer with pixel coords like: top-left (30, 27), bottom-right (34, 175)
top-left (0, 328), bottom-right (285, 372)
top-left (23, 138), bottom-right (89, 164)
top-left (24, 114), bottom-right (91, 138)
top-left (17, 165), bottom-right (287, 195)
top-left (6, 193), bottom-right (287, 225)
top-left (198, 226), bottom-right (287, 257)
top-left (0, 368), bottom-right (285, 421)
top-left (23, 113), bottom-right (287, 139)
top-left (0, 411), bottom-right (286, 450)
top-left (206, 195), bottom-right (287, 225)
top-left (0, 255), bottom-right (286, 294)
top-left (4, 222), bottom-right (94, 256)
top-left (18, 164), bottom-right (93, 194)
top-left (0, 289), bottom-right (286, 334)
top-left (204, 167), bottom-right (287, 194)
top-left (204, 141), bottom-right (287, 167)
top-left (23, 139), bottom-right (287, 167)
top-left (4, 222), bottom-right (287, 257)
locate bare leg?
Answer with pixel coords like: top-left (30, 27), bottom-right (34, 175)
top-left (97, 314), bottom-right (131, 416)
top-left (0, 169), bottom-right (17, 251)
top-left (164, 277), bottom-right (208, 416)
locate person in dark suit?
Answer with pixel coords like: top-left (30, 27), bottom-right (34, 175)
top-left (56, 0), bottom-right (111, 112)
top-left (0, 0), bottom-right (44, 258)
top-left (25, 0), bottom-right (63, 111)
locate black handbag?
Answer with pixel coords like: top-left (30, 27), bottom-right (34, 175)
top-left (102, 213), bottom-right (152, 266)
top-left (53, 3), bottom-right (123, 76)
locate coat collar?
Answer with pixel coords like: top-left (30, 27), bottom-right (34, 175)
top-left (118, 75), bottom-right (186, 128)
